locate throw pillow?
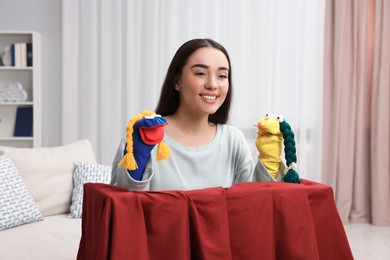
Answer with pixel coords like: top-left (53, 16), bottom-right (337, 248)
top-left (0, 154), bottom-right (43, 231)
top-left (69, 161), bottom-right (112, 218)
top-left (0, 139), bottom-right (97, 217)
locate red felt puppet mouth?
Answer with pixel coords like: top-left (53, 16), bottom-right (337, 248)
top-left (139, 124), bottom-right (167, 145)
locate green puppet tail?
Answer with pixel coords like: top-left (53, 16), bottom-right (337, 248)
top-left (278, 118), bottom-right (301, 184)
top-left (283, 168), bottom-right (301, 184)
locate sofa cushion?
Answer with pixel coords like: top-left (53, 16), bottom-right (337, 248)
top-left (0, 139), bottom-right (96, 217)
top-left (0, 154), bottom-right (43, 231)
top-left (0, 214), bottom-right (81, 260)
top-left (69, 161), bottom-right (112, 218)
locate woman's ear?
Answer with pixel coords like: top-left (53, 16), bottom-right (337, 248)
top-left (174, 78), bottom-right (181, 91)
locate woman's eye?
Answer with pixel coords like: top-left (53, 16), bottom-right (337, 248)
top-left (219, 74), bottom-right (228, 79)
top-left (195, 71), bottom-right (206, 76)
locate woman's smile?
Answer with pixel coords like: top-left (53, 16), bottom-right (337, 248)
top-left (200, 94), bottom-right (218, 104)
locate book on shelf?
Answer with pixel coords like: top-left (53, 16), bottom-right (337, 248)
top-left (10, 44), bottom-right (15, 66)
top-left (26, 43), bottom-right (33, 66)
top-left (20, 43), bottom-right (27, 67)
top-left (13, 106), bottom-right (33, 137)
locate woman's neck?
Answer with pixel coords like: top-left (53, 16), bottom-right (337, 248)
top-left (165, 110), bottom-right (217, 147)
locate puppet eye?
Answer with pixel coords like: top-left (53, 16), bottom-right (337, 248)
top-left (265, 112), bottom-right (274, 119)
top-left (145, 114), bottom-right (156, 119)
top-left (276, 115), bottom-right (284, 123)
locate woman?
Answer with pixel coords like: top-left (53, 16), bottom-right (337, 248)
top-left (112, 38), bottom-right (256, 191)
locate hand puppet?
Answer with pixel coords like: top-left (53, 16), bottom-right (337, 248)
top-left (255, 113), bottom-right (301, 184)
top-left (118, 110), bottom-right (171, 180)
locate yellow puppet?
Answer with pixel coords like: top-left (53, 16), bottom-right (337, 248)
top-left (255, 113), bottom-right (301, 183)
top-left (255, 113), bottom-right (283, 179)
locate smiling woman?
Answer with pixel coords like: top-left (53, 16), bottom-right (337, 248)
top-left (157, 39), bottom-right (232, 147)
top-left (111, 39), bottom-right (264, 191)
top-left (168, 47), bottom-right (230, 129)
top-left (111, 38), bottom-right (291, 191)
top-left (156, 39), bottom-right (233, 125)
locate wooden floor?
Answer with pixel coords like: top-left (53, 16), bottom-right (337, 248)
top-left (344, 223), bottom-right (390, 259)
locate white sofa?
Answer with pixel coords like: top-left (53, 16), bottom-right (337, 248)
top-left (0, 140), bottom-right (111, 260)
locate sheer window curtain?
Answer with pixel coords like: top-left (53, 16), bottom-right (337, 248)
top-left (62, 0), bottom-right (325, 182)
top-left (323, 0), bottom-right (390, 225)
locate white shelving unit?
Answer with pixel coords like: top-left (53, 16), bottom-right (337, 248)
top-left (0, 31), bottom-right (41, 148)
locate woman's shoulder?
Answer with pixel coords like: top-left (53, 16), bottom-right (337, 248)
top-left (217, 124), bottom-right (252, 157)
top-left (218, 124), bottom-right (246, 140)
top-left (218, 123), bottom-right (242, 132)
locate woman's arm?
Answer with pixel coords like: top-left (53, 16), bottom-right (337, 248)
top-left (232, 128), bottom-right (255, 184)
top-left (111, 138), bottom-right (154, 191)
top-left (253, 159), bottom-right (285, 182)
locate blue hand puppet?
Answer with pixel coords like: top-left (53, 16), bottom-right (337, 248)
top-left (118, 110), bottom-right (171, 180)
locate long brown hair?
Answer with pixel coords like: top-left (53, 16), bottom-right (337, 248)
top-left (155, 38), bottom-right (233, 124)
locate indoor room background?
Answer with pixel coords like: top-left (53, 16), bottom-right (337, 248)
top-left (1, 1), bottom-right (390, 258)
top-left (0, 0), bottom-right (325, 183)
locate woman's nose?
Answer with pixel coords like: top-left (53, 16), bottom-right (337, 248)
top-left (205, 76), bottom-right (218, 90)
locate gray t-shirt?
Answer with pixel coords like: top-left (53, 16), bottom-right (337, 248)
top-left (112, 124), bottom-right (255, 191)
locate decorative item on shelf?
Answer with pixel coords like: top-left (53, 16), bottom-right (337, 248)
top-left (0, 45), bottom-right (11, 66)
top-left (0, 82), bottom-right (28, 102)
top-left (0, 106), bottom-right (17, 136)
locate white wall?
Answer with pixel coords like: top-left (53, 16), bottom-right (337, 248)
top-left (0, 0), bottom-right (62, 147)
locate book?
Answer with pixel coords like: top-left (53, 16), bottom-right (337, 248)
top-left (13, 106), bottom-right (33, 137)
top-left (11, 44), bottom-right (15, 66)
top-left (20, 43), bottom-right (27, 67)
top-left (26, 43), bottom-right (33, 66)
top-left (15, 43), bottom-right (20, 67)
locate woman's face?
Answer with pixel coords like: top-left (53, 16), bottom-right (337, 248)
top-left (175, 47), bottom-right (230, 117)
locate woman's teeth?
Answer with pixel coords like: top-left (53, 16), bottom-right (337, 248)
top-left (201, 95), bottom-right (216, 100)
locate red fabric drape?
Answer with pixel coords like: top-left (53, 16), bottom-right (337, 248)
top-left (78, 180), bottom-right (353, 260)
